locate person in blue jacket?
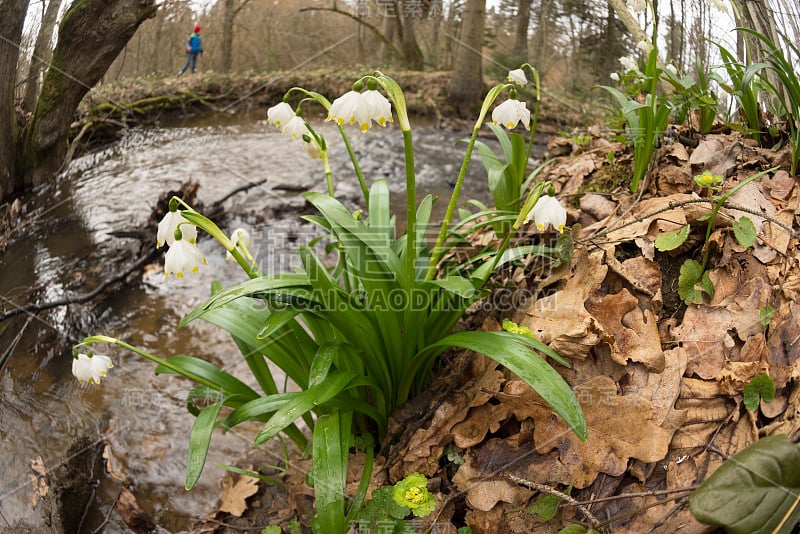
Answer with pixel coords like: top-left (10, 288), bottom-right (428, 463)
top-left (178, 24), bottom-right (203, 76)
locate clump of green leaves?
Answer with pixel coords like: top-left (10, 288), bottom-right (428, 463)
top-left (349, 473), bottom-right (435, 532)
top-left (654, 168), bottom-right (775, 305)
top-left (598, 42), bottom-right (672, 193)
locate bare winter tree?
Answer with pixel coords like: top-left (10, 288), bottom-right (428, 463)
top-left (513, 0), bottom-right (532, 59)
top-left (221, 0), bottom-right (250, 73)
top-left (447, 0), bottom-right (486, 115)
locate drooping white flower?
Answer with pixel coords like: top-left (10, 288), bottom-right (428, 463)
top-left (665, 63), bottom-right (678, 76)
top-left (225, 227), bottom-right (253, 262)
top-left (267, 102), bottom-right (294, 127)
top-left (327, 90), bottom-right (370, 132)
top-left (636, 40), bottom-right (653, 54)
top-left (507, 68), bottom-right (527, 85)
top-left (72, 353), bottom-right (113, 384)
top-left (610, 72), bottom-right (620, 82)
top-left (618, 55), bottom-right (638, 73)
top-left (362, 90), bottom-right (393, 127)
top-left (157, 210), bottom-right (197, 248)
top-left (525, 195), bottom-right (566, 232)
top-left (491, 99), bottom-right (531, 130)
top-left (164, 237), bottom-right (206, 278)
top-left (282, 116), bottom-right (307, 140)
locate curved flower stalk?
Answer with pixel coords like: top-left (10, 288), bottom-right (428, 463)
top-left (269, 87), bottom-right (373, 203)
top-left (426, 63), bottom-right (542, 280)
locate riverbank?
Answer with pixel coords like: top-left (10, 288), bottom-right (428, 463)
top-left (74, 68), bottom-right (588, 150)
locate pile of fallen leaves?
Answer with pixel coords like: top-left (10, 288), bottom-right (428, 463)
top-left (205, 125), bottom-right (799, 533)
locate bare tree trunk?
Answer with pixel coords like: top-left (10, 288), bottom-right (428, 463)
top-left (0, 0), bottom-right (29, 201)
top-left (23, 0), bottom-right (63, 113)
top-left (23, 0), bottom-right (158, 188)
top-left (379, 15), bottom-right (398, 64)
top-left (399, 1), bottom-right (424, 69)
top-left (221, 0), bottom-right (250, 73)
top-left (513, 0), bottom-right (532, 59)
top-left (533, 0), bottom-right (549, 67)
top-left (447, 0), bottom-right (485, 116)
top-left (604, 2), bottom-right (616, 77)
top-left (222, 0), bottom-right (235, 72)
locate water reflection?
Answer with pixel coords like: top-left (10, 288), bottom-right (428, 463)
top-left (0, 116), bottom-right (498, 531)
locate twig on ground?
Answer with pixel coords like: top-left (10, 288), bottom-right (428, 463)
top-left (509, 474), bottom-right (601, 529)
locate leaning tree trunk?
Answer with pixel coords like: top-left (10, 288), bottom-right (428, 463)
top-left (23, 0), bottom-right (157, 188)
top-left (447, 0), bottom-right (486, 116)
top-left (23, 0), bottom-right (64, 113)
top-left (0, 0), bottom-right (29, 201)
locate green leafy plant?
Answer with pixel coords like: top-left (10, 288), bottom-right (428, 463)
top-left (472, 66), bottom-right (549, 234)
top-left (740, 29), bottom-right (800, 176)
top-left (690, 434), bottom-right (800, 533)
top-left (661, 57), bottom-right (720, 134)
top-left (743, 374), bottom-right (776, 411)
top-left (714, 40), bottom-right (765, 142)
top-left (72, 70), bottom-right (586, 533)
top-left (654, 168), bottom-right (775, 305)
top-left (598, 43), bottom-right (672, 193)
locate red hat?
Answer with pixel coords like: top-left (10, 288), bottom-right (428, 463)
top-left (194, 24), bottom-right (202, 33)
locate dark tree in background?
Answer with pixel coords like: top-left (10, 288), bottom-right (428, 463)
top-left (0, 0), bottom-right (29, 201)
top-left (448, 0), bottom-right (486, 115)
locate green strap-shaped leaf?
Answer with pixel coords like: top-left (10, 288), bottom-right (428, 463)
top-left (690, 434), bottom-right (800, 534)
top-left (254, 371), bottom-right (357, 445)
top-left (154, 355), bottom-right (259, 399)
top-left (185, 400), bottom-right (225, 490)
top-left (310, 412), bottom-right (351, 534)
top-left (426, 331), bottom-right (587, 440)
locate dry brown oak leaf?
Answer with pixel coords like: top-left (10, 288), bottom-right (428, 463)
top-left (530, 375), bottom-right (672, 488)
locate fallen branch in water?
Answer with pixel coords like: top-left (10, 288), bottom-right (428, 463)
top-left (0, 249), bottom-right (157, 323)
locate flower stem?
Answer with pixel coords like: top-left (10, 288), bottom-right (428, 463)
top-left (424, 124), bottom-right (480, 281)
top-left (74, 336), bottom-right (225, 393)
top-left (402, 129), bottom-right (417, 284)
top-left (338, 124), bottom-right (369, 204)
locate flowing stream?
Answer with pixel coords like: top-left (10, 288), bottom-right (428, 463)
top-left (0, 114), bottom-right (509, 532)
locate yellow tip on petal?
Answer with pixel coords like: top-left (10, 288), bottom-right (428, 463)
top-left (192, 266), bottom-right (199, 273)
top-left (506, 122), bottom-right (514, 128)
top-left (557, 225), bottom-right (564, 232)
top-left (537, 224), bottom-right (546, 230)
top-left (360, 123), bottom-right (369, 132)
top-left (176, 272), bottom-right (183, 279)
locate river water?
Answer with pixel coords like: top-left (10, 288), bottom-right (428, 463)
top-left (0, 114), bottom-right (501, 532)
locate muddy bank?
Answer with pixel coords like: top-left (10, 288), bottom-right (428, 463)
top-left (74, 68), bottom-right (584, 150)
